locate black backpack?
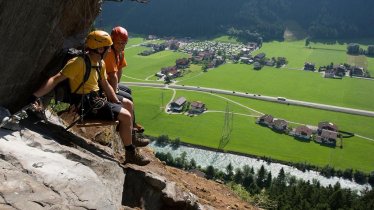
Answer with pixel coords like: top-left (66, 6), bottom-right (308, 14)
top-left (52, 48), bottom-right (92, 104)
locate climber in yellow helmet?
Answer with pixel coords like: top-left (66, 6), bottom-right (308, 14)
top-left (32, 30), bottom-right (150, 166)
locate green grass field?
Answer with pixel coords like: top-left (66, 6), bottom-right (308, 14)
top-left (121, 38), bottom-right (374, 172)
top-left (132, 86), bottom-right (374, 172)
top-left (178, 64), bottom-right (374, 111)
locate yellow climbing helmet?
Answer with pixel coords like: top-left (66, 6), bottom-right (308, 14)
top-left (85, 30), bottom-right (113, 49)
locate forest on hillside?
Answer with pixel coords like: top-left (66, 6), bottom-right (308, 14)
top-left (100, 0), bottom-right (374, 42)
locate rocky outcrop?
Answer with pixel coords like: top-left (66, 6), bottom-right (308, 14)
top-left (0, 0), bottom-right (101, 112)
top-left (0, 128), bottom-right (125, 210)
top-left (0, 113), bottom-right (254, 210)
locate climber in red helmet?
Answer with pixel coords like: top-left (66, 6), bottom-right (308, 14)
top-left (104, 26), bottom-right (146, 134)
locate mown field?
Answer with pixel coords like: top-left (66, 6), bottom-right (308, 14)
top-left (131, 86), bottom-right (374, 172)
top-left (179, 64), bottom-right (374, 111)
top-left (122, 38), bottom-right (374, 172)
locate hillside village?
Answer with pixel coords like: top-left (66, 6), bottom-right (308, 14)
top-left (139, 37), bottom-right (372, 82)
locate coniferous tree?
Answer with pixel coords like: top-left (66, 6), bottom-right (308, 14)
top-left (234, 168), bottom-right (244, 184)
top-left (205, 165), bottom-right (215, 179)
top-left (225, 163), bottom-right (234, 182)
top-left (189, 158), bottom-right (197, 170)
top-left (256, 165), bottom-right (267, 189)
top-left (264, 172), bottom-right (272, 189)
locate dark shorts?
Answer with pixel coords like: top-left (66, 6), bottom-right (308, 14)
top-left (75, 93), bottom-right (122, 121)
top-left (119, 83), bottom-right (132, 95)
top-left (116, 90), bottom-right (132, 101)
top-left (88, 101), bottom-right (122, 121)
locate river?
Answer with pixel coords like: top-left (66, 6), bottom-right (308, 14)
top-left (149, 142), bottom-right (371, 193)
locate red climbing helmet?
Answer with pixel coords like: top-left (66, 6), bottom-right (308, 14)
top-left (111, 26), bottom-right (128, 43)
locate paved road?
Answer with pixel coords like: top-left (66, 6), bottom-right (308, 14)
top-left (124, 82), bottom-right (374, 117)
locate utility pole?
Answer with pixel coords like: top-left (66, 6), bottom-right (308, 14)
top-left (219, 102), bottom-right (233, 150)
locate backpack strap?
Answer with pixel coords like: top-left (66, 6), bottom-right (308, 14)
top-left (91, 60), bottom-right (103, 84)
top-left (71, 54), bottom-right (92, 94)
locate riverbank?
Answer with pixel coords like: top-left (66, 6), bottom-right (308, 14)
top-left (149, 142), bottom-right (371, 193)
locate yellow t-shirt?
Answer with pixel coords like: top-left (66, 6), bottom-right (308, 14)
top-left (104, 50), bottom-right (127, 74)
top-left (61, 56), bottom-right (107, 94)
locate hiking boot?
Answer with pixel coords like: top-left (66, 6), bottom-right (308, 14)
top-left (124, 149), bottom-right (150, 166)
top-left (134, 123), bottom-right (145, 133)
top-left (132, 134), bottom-right (150, 147)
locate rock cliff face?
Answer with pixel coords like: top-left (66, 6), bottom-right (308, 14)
top-left (0, 0), bottom-right (101, 112)
top-left (0, 2), bottom-right (255, 209)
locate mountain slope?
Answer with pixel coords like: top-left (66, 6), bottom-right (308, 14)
top-left (100, 0), bottom-right (374, 40)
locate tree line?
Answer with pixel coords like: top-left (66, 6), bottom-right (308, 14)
top-left (155, 150), bottom-right (374, 210)
top-left (101, 0), bottom-right (374, 41)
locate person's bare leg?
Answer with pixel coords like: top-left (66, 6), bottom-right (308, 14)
top-left (117, 108), bottom-right (132, 146)
top-left (121, 98), bottom-right (133, 121)
top-left (120, 99), bottom-right (149, 146)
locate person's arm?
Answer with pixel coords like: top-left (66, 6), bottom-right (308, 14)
top-left (116, 67), bottom-right (123, 85)
top-left (100, 78), bottom-right (120, 103)
top-left (34, 73), bottom-right (67, 97)
top-left (107, 71), bottom-right (119, 92)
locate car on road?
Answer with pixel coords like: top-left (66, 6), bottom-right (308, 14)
top-left (277, 97), bottom-right (287, 101)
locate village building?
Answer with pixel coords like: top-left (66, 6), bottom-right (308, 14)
top-left (200, 51), bottom-right (215, 60)
top-left (161, 66), bottom-right (178, 75)
top-left (253, 62), bottom-right (262, 70)
top-left (271, 119), bottom-right (288, 132)
top-left (256, 114), bottom-right (274, 126)
top-left (240, 57), bottom-right (250, 64)
top-left (155, 72), bottom-right (165, 78)
top-left (160, 66), bottom-right (181, 78)
top-left (247, 42), bottom-right (258, 50)
top-left (350, 66), bottom-right (366, 77)
top-left (275, 57), bottom-right (287, 68)
top-left (334, 65), bottom-right (347, 77)
top-left (191, 55), bottom-right (204, 62)
top-left (304, 62), bottom-right (315, 71)
top-left (189, 101), bottom-right (206, 114)
top-left (254, 53), bottom-right (266, 62)
top-left (153, 43), bottom-right (167, 52)
top-left (168, 40), bottom-right (180, 50)
top-left (294, 125), bottom-right (313, 140)
top-left (168, 69), bottom-right (181, 78)
top-left (318, 121), bottom-right (338, 132)
top-left (324, 69), bottom-right (342, 79)
top-left (170, 97), bottom-right (187, 112)
top-left (176, 58), bottom-right (190, 69)
top-left (264, 59), bottom-right (275, 67)
top-left (212, 57), bottom-right (225, 67)
top-left (241, 48), bottom-right (251, 55)
top-left (230, 55), bottom-right (240, 62)
top-left (316, 129), bottom-right (338, 146)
